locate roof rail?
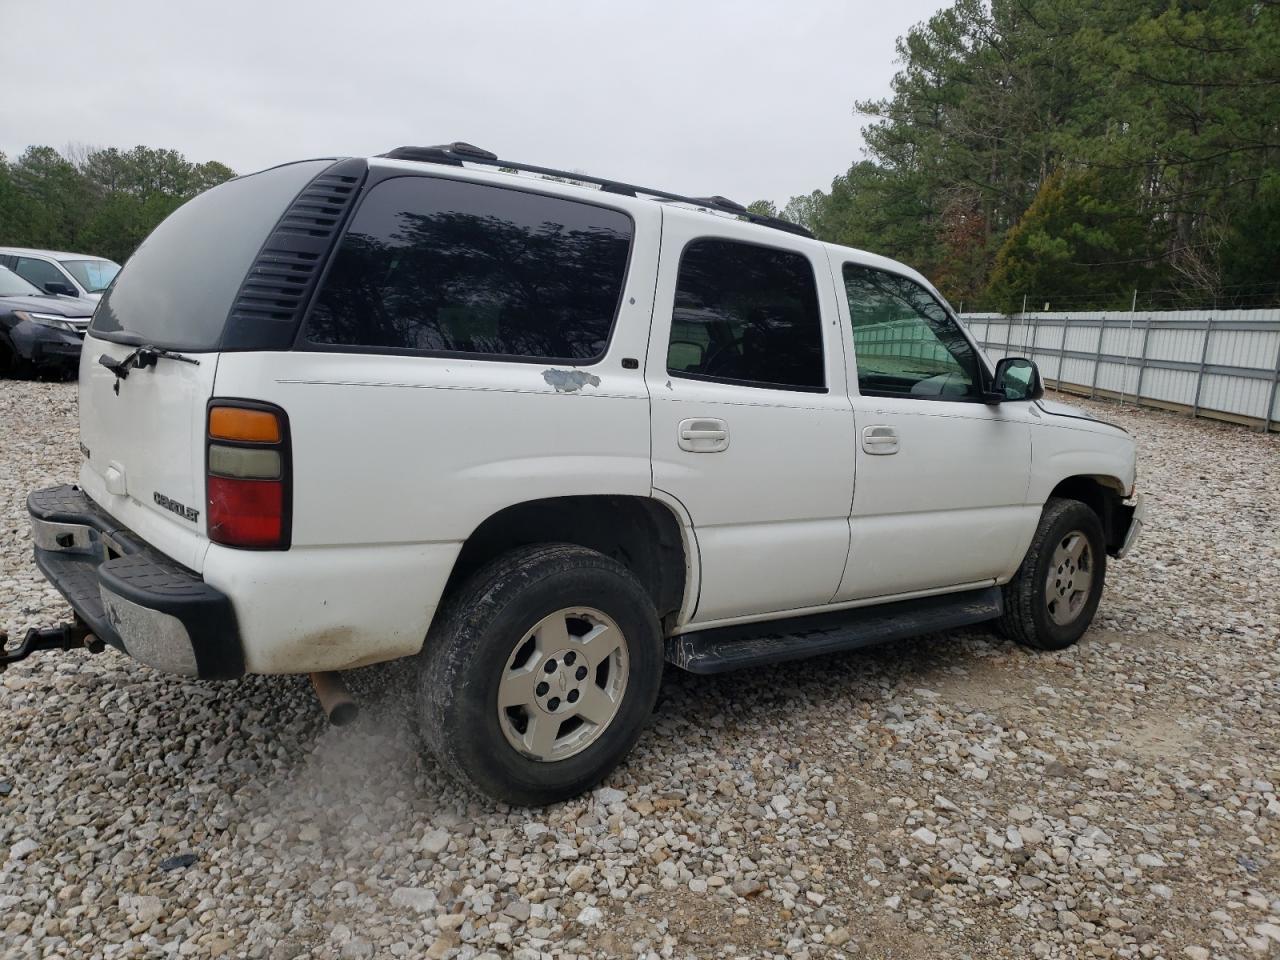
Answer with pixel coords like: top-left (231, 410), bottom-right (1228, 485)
top-left (377, 143), bottom-right (813, 239)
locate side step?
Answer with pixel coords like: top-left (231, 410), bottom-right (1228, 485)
top-left (665, 586), bottom-right (1003, 674)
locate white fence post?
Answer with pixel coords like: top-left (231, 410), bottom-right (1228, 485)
top-left (1122, 293), bottom-right (1138, 405)
top-left (1191, 317), bottom-right (1214, 419)
top-left (1133, 316), bottom-right (1153, 410)
top-left (1057, 317), bottom-right (1070, 392)
top-left (1089, 316), bottom-right (1106, 398)
top-left (1264, 336), bottom-right (1280, 434)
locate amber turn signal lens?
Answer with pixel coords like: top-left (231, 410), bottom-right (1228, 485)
top-left (209, 406), bottom-right (281, 443)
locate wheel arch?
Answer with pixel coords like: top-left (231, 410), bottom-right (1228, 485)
top-left (442, 495), bottom-right (691, 634)
top-left (1047, 474), bottom-right (1129, 554)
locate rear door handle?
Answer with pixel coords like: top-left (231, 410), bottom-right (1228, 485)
top-left (861, 425), bottom-right (899, 455)
top-left (678, 418), bottom-right (730, 452)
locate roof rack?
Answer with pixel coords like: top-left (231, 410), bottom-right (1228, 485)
top-left (376, 142), bottom-right (813, 239)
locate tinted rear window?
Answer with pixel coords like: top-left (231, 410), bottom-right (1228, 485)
top-left (90, 160), bottom-right (331, 350)
top-left (304, 176), bottom-right (633, 362)
top-left (666, 238), bottom-right (825, 391)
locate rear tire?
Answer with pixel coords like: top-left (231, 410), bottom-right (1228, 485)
top-left (417, 543), bottom-right (662, 805)
top-left (999, 498), bottom-right (1106, 651)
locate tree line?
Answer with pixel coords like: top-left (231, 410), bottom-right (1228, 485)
top-left (0, 146), bottom-right (236, 265)
top-left (750, 0), bottom-right (1280, 312)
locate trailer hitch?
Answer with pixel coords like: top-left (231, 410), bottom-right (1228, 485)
top-left (0, 620), bottom-right (103, 673)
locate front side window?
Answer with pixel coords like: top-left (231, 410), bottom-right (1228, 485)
top-left (843, 264), bottom-right (981, 399)
top-left (306, 177), bottom-right (633, 362)
top-left (666, 238), bottom-right (824, 391)
top-left (14, 257), bottom-right (68, 292)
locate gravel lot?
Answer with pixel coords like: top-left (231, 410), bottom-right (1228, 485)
top-left (1, 378), bottom-right (1278, 960)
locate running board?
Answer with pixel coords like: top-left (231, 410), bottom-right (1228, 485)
top-left (665, 586), bottom-right (1003, 674)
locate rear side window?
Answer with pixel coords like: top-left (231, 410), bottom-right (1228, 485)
top-left (305, 177), bottom-right (633, 362)
top-left (91, 160), bottom-right (332, 350)
top-left (666, 238), bottom-right (824, 391)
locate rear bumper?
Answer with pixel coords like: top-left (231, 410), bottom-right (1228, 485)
top-left (28, 485), bottom-right (244, 678)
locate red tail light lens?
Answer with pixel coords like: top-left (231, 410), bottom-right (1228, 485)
top-left (207, 401), bottom-right (290, 549)
top-left (207, 476), bottom-right (284, 547)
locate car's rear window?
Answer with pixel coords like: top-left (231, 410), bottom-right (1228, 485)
top-left (304, 176), bottom-right (633, 362)
top-left (90, 160), bottom-right (332, 350)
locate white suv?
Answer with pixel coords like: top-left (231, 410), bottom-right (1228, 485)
top-left (24, 143), bottom-right (1144, 804)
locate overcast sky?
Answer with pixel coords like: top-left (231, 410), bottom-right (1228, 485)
top-left (3, 0), bottom-right (941, 207)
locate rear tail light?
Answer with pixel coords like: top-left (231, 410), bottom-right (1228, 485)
top-left (206, 401), bottom-right (291, 549)
top-left (209, 406), bottom-right (282, 443)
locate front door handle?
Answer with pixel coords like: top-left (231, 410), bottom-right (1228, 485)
top-left (678, 418), bottom-right (730, 453)
top-left (861, 424), bottom-right (899, 455)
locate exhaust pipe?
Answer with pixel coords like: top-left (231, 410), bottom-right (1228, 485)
top-left (310, 671), bottom-right (358, 726)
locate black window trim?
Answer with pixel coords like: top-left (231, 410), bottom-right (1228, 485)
top-left (842, 260), bottom-right (993, 403)
top-left (665, 234), bottom-right (829, 395)
top-left (295, 172), bottom-right (638, 367)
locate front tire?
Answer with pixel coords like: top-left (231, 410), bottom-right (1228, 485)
top-left (417, 544), bottom-right (662, 805)
top-left (999, 498), bottom-right (1106, 650)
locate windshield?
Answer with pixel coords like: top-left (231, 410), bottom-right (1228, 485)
top-left (0, 265), bottom-right (44, 298)
top-left (60, 259), bottom-right (120, 293)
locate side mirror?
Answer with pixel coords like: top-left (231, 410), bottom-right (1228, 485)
top-left (990, 357), bottom-right (1044, 403)
top-left (44, 281), bottom-right (77, 297)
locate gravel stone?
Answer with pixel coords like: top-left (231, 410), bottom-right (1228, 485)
top-left (419, 827), bottom-right (450, 856)
top-left (7, 839), bottom-right (37, 861)
top-left (389, 887), bottom-right (436, 913)
top-left (2, 381), bottom-right (1278, 959)
top-left (592, 786), bottom-right (627, 805)
top-left (565, 864), bottom-right (594, 890)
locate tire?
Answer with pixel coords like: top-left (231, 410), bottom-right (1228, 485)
top-left (998, 497), bottom-right (1106, 651)
top-left (417, 543), bottom-right (663, 805)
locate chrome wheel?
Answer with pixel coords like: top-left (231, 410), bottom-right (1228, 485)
top-left (497, 607), bottom-right (629, 762)
top-left (1045, 531), bottom-right (1093, 626)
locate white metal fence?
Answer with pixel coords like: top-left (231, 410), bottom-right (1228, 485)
top-left (961, 308), bottom-right (1280, 432)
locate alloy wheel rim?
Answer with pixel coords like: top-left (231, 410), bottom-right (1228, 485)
top-left (1045, 531), bottom-right (1093, 626)
top-left (496, 607), bottom-right (629, 762)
